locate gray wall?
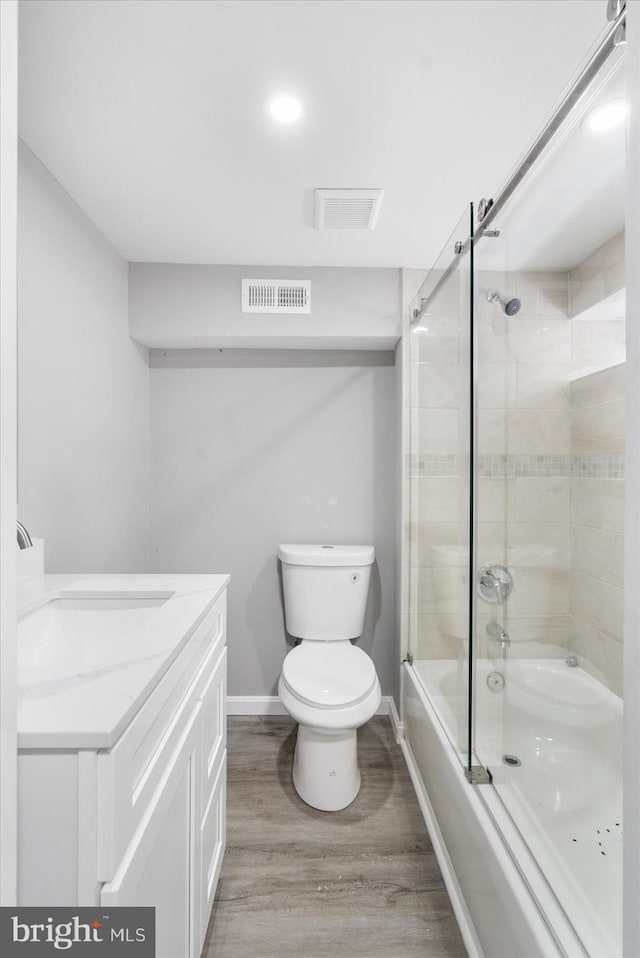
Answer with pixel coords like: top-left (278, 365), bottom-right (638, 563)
top-left (150, 349), bottom-right (398, 697)
top-left (18, 143), bottom-right (150, 572)
top-left (129, 263), bottom-right (401, 350)
top-left (16, 148), bottom-right (400, 699)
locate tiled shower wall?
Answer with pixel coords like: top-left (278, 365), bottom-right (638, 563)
top-left (405, 269), bottom-right (576, 662)
top-left (405, 265), bottom-right (471, 659)
top-left (569, 231), bottom-right (625, 318)
top-left (569, 363), bottom-right (625, 695)
top-left (567, 231), bottom-right (625, 693)
top-left (404, 252), bottom-right (625, 694)
top-left (475, 271), bottom-right (571, 659)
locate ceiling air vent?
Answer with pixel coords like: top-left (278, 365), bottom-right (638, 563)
top-left (241, 279), bottom-right (311, 314)
top-left (314, 189), bottom-right (384, 230)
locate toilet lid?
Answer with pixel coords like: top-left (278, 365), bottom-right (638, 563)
top-left (281, 643), bottom-right (377, 709)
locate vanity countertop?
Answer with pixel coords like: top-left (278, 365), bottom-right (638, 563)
top-left (17, 573), bottom-right (229, 750)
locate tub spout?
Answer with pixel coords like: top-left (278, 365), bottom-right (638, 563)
top-left (486, 621), bottom-right (510, 649)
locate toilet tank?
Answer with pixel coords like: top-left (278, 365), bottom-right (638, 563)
top-left (277, 544), bottom-right (375, 640)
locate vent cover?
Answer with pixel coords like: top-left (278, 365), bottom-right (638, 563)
top-left (241, 279), bottom-right (311, 314)
top-left (314, 189), bottom-right (384, 230)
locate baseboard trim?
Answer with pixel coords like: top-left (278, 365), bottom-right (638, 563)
top-left (226, 695), bottom-right (398, 720)
top-left (226, 697), bottom-right (287, 715)
top-left (387, 696), bottom-right (405, 744)
top-left (399, 735), bottom-right (483, 958)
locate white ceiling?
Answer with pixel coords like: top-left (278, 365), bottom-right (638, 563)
top-left (476, 54), bottom-right (626, 272)
top-left (18, 0), bottom-right (606, 268)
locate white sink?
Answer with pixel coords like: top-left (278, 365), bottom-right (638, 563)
top-left (18, 593), bottom-right (173, 680)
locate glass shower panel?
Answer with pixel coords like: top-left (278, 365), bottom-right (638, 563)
top-left (472, 50), bottom-right (625, 957)
top-left (471, 235), bottom-right (513, 779)
top-left (408, 205), bottom-right (473, 764)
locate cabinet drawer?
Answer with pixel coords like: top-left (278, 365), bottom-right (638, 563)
top-left (97, 593), bottom-right (226, 879)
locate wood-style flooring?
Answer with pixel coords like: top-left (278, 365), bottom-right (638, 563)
top-left (203, 716), bottom-right (466, 958)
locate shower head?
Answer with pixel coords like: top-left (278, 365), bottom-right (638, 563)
top-left (487, 289), bottom-right (522, 316)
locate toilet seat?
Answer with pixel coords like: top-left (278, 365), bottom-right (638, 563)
top-left (281, 643), bottom-right (377, 710)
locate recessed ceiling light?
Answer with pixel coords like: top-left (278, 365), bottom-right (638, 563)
top-left (582, 98), bottom-right (627, 133)
top-left (267, 94), bottom-right (303, 124)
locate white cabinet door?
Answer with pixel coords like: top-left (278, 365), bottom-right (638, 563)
top-left (199, 753), bottom-right (226, 950)
top-left (195, 647), bottom-right (227, 952)
top-left (101, 704), bottom-right (201, 958)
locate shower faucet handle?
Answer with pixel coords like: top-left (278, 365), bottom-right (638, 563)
top-left (477, 564), bottom-right (513, 605)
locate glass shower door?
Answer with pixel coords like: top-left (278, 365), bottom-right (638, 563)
top-left (407, 205), bottom-right (474, 765)
top-left (471, 47), bottom-right (625, 953)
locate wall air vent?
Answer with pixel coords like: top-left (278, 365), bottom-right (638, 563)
top-left (314, 189), bottom-right (384, 230)
top-left (241, 279), bottom-right (311, 314)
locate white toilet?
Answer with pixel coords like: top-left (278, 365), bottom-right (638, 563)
top-left (277, 543), bottom-right (381, 811)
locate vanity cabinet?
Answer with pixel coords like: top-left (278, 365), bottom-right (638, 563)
top-left (18, 587), bottom-right (227, 958)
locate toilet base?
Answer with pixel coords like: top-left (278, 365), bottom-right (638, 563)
top-left (292, 724), bottom-right (361, 811)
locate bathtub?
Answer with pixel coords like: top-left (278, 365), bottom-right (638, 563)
top-left (402, 657), bottom-right (622, 958)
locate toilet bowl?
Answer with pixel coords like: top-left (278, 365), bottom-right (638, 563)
top-left (277, 543), bottom-right (381, 811)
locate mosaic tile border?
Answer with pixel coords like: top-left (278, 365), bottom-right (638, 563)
top-left (571, 454), bottom-right (625, 480)
top-left (407, 453), bottom-right (458, 477)
top-left (480, 454), bottom-right (570, 478)
top-left (408, 453), bottom-right (625, 480)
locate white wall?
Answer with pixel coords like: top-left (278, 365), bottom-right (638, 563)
top-left (623, 3), bottom-right (640, 954)
top-left (17, 143), bottom-right (149, 572)
top-left (150, 349), bottom-right (398, 698)
top-left (129, 263), bottom-right (401, 350)
top-left (1, 0), bottom-right (18, 905)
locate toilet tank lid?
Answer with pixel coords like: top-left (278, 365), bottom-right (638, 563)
top-left (277, 544), bottom-right (375, 567)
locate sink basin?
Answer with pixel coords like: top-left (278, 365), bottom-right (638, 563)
top-left (18, 593), bottom-right (174, 681)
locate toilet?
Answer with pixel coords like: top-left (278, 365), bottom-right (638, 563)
top-left (277, 543), bottom-right (381, 811)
